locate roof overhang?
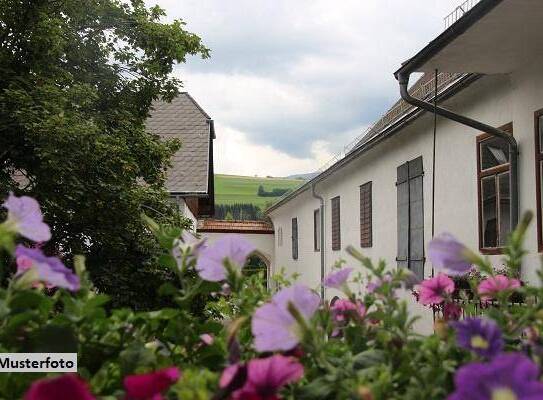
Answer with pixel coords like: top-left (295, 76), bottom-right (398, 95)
top-left (395, 0), bottom-right (543, 76)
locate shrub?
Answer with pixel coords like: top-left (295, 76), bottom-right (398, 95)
top-left (1, 194), bottom-right (543, 399)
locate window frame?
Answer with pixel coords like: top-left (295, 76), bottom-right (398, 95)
top-left (313, 208), bottom-right (321, 252)
top-left (535, 110), bottom-right (543, 252)
top-left (331, 196), bottom-right (341, 251)
top-left (476, 122), bottom-right (513, 255)
top-left (360, 181), bottom-right (373, 248)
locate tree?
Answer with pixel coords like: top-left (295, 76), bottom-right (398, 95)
top-left (0, 0), bottom-right (209, 308)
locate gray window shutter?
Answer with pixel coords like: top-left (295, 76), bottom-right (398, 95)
top-left (397, 157), bottom-right (424, 280)
top-left (409, 157), bottom-right (424, 280)
top-left (397, 163), bottom-right (409, 269)
top-left (292, 218), bottom-right (298, 260)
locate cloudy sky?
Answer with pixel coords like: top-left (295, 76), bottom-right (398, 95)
top-left (146, 0), bottom-right (463, 176)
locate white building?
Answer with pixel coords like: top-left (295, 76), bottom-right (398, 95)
top-left (266, 0), bottom-right (543, 331)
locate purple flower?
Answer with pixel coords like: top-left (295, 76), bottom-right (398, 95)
top-left (231, 355), bottom-right (303, 400)
top-left (252, 284), bottom-right (320, 352)
top-left (417, 274), bottom-right (454, 305)
top-left (2, 193), bottom-right (51, 242)
top-left (196, 235), bottom-right (255, 281)
top-left (15, 245), bottom-right (80, 291)
top-left (452, 317), bottom-right (503, 358)
top-left (172, 231), bottom-right (207, 268)
top-left (448, 353), bottom-right (543, 400)
top-left (24, 374), bottom-right (95, 400)
top-left (367, 274), bottom-right (392, 293)
top-left (324, 268), bottom-right (353, 289)
top-left (123, 367), bottom-right (180, 400)
top-left (428, 233), bottom-right (472, 276)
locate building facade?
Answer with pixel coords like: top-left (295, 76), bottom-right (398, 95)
top-left (147, 92), bottom-right (215, 225)
top-left (266, 0), bottom-right (543, 332)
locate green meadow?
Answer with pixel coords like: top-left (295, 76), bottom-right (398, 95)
top-left (214, 174), bottom-right (304, 208)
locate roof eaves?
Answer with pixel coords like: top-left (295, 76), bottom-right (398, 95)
top-left (394, 0), bottom-right (502, 78)
top-left (265, 73), bottom-right (481, 214)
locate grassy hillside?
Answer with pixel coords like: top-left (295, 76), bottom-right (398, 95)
top-left (214, 174), bottom-right (304, 208)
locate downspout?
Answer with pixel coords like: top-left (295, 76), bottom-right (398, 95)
top-left (396, 72), bottom-right (519, 230)
top-left (311, 182), bottom-right (325, 299)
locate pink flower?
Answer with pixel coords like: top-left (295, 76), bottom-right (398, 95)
top-left (229, 355), bottom-right (303, 400)
top-left (2, 193), bottom-right (51, 242)
top-left (123, 367), bottom-right (181, 400)
top-left (252, 285), bottom-right (320, 352)
top-left (200, 333), bottom-right (214, 345)
top-left (478, 275), bottom-right (520, 301)
top-left (331, 299), bottom-right (366, 322)
top-left (417, 274), bottom-right (454, 305)
top-left (24, 374), bottom-right (95, 400)
top-left (323, 268), bottom-right (353, 289)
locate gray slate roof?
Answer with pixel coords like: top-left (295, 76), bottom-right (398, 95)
top-left (146, 93), bottom-right (212, 194)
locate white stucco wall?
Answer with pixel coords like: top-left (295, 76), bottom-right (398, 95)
top-left (268, 57), bottom-right (543, 333)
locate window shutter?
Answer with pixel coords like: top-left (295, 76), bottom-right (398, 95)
top-left (409, 157), bottom-right (424, 280)
top-left (292, 218), bottom-right (298, 260)
top-left (396, 163), bottom-right (409, 269)
top-left (360, 182), bottom-right (372, 248)
top-left (331, 197), bottom-right (341, 251)
top-left (396, 157), bottom-right (424, 280)
top-left (314, 209), bottom-right (320, 251)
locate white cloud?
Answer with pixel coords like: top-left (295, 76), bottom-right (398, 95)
top-left (214, 124), bottom-right (333, 176)
top-left (146, 0), bottom-right (466, 175)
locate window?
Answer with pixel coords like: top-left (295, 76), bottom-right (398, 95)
top-left (331, 196), bottom-right (341, 251)
top-left (314, 209), bottom-right (321, 251)
top-left (360, 182), bottom-right (372, 248)
top-left (291, 218), bottom-right (298, 260)
top-left (477, 123), bottom-right (513, 253)
top-left (536, 111), bottom-right (543, 251)
top-left (277, 227), bottom-right (283, 247)
top-left (397, 156), bottom-right (424, 280)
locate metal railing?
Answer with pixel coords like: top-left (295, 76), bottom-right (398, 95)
top-left (444, 0), bottom-right (482, 29)
top-left (317, 72), bottom-right (465, 173)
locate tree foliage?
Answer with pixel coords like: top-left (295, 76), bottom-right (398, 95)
top-left (0, 0), bottom-right (209, 308)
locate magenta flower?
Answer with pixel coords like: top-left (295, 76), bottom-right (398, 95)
top-left (443, 302), bottom-right (462, 321)
top-left (331, 299), bottom-right (366, 322)
top-left (417, 274), bottom-right (454, 305)
top-left (231, 355), bottom-right (303, 400)
top-left (124, 367), bottom-right (180, 400)
top-left (452, 317), bottom-right (503, 358)
top-left (478, 275), bottom-right (521, 301)
top-left (15, 245), bottom-right (80, 291)
top-left (324, 267), bottom-right (353, 289)
top-left (196, 235), bottom-right (255, 281)
top-left (448, 353), bottom-right (543, 400)
top-left (428, 233), bottom-right (472, 276)
top-left (24, 374), bottom-right (95, 400)
top-left (2, 193), bottom-right (51, 242)
top-left (252, 284), bottom-right (320, 352)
